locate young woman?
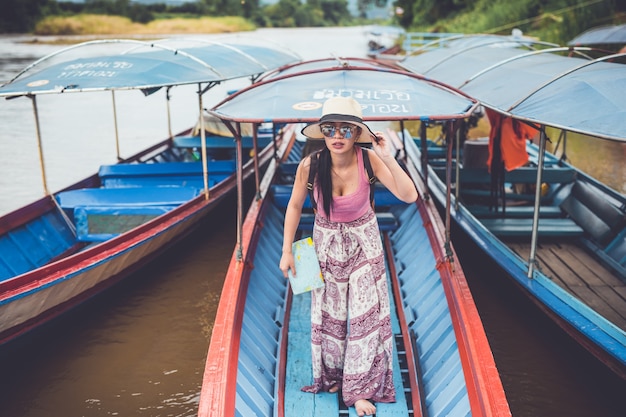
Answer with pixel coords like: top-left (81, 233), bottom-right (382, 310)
top-left (279, 96), bottom-right (418, 416)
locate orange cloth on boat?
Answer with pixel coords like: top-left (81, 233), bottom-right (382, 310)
top-left (485, 108), bottom-right (538, 171)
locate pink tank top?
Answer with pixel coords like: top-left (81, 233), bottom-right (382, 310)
top-left (314, 147), bottom-right (371, 223)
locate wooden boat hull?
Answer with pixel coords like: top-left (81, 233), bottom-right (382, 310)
top-left (198, 131), bottom-right (511, 416)
top-left (0, 135), bottom-right (278, 345)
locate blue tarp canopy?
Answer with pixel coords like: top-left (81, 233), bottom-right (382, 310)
top-left (0, 38), bottom-right (301, 97)
top-left (568, 24), bottom-right (626, 46)
top-left (399, 35), bottom-right (626, 142)
top-left (209, 60), bottom-right (477, 124)
top-left (400, 35), bottom-right (563, 89)
top-left (506, 57), bottom-right (626, 142)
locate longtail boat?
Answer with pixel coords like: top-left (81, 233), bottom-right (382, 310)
top-left (198, 57), bottom-right (511, 416)
top-left (398, 34), bottom-right (626, 377)
top-left (0, 38), bottom-right (300, 345)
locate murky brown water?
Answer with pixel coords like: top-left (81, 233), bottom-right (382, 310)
top-left (0, 28), bottom-right (625, 417)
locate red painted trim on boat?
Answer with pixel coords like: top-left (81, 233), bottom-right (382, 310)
top-left (414, 180), bottom-right (511, 417)
top-left (198, 129), bottom-right (293, 417)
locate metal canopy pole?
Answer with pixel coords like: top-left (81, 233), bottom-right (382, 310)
top-left (527, 127), bottom-right (548, 278)
top-left (196, 81), bottom-right (220, 201)
top-left (252, 123), bottom-right (261, 200)
top-left (166, 86), bottom-right (173, 139)
top-left (197, 83), bottom-right (210, 200)
top-left (219, 119), bottom-right (245, 262)
top-left (111, 90), bottom-right (122, 161)
top-left (419, 121), bottom-right (429, 200)
top-left (444, 121), bottom-right (455, 259)
top-left (30, 95), bottom-right (49, 195)
top-left (235, 122), bottom-right (244, 261)
top-left (454, 120), bottom-right (463, 211)
top-left (30, 94), bottom-right (76, 236)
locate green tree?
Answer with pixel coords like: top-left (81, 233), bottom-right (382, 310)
top-left (318, 0), bottom-right (350, 25)
top-left (392, 0), bottom-right (414, 28)
top-left (0, 0), bottom-right (55, 33)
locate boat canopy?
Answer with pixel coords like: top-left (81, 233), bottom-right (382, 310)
top-left (0, 38), bottom-right (301, 97)
top-left (399, 35), bottom-right (626, 142)
top-left (209, 59), bottom-right (477, 124)
top-left (257, 56), bottom-right (396, 80)
top-left (568, 23), bottom-right (626, 46)
top-left (500, 55), bottom-right (626, 142)
top-left (401, 34), bottom-right (559, 77)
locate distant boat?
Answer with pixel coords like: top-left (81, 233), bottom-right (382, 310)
top-left (365, 25), bottom-right (405, 54)
top-left (0, 38), bottom-right (300, 345)
top-left (398, 34), bottom-right (626, 378)
top-left (568, 23), bottom-right (626, 51)
top-left (198, 58), bottom-right (511, 416)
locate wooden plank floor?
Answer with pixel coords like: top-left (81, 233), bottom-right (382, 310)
top-left (284, 253), bottom-right (412, 416)
top-left (509, 241), bottom-right (626, 331)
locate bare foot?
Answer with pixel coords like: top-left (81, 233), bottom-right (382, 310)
top-left (328, 384), bottom-right (339, 393)
top-left (354, 399), bottom-right (376, 416)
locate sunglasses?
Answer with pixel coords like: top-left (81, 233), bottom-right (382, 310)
top-left (320, 125), bottom-right (355, 139)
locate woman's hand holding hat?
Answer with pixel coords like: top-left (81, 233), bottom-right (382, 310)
top-left (371, 131), bottom-right (393, 160)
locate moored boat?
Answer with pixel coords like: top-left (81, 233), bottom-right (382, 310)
top-left (197, 58), bottom-right (511, 416)
top-left (0, 39), bottom-right (300, 345)
top-left (397, 35), bottom-right (626, 377)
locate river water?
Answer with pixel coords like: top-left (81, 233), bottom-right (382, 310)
top-left (0, 27), bottom-right (624, 416)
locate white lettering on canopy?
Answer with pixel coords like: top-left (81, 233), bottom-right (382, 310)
top-left (312, 89), bottom-right (411, 114)
top-left (58, 61), bottom-right (134, 78)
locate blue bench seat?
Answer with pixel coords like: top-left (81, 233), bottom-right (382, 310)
top-left (56, 186), bottom-right (200, 211)
top-left (56, 186), bottom-right (201, 241)
top-left (173, 135), bottom-right (272, 149)
top-left (480, 218), bottom-right (584, 237)
top-left (433, 166), bottom-right (578, 184)
top-left (467, 205), bottom-right (563, 219)
top-left (98, 161), bottom-right (234, 188)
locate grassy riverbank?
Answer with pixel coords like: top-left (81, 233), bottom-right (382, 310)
top-left (33, 14), bottom-right (255, 37)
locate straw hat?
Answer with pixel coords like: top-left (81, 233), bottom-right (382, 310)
top-left (301, 96), bottom-right (376, 143)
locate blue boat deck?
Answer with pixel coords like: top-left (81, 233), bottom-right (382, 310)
top-left (284, 250), bottom-right (411, 416)
top-left (232, 191), bottom-right (486, 416)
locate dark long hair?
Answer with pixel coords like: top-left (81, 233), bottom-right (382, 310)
top-left (317, 147), bottom-right (333, 216)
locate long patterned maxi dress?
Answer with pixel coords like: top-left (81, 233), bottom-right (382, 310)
top-left (301, 208), bottom-right (396, 407)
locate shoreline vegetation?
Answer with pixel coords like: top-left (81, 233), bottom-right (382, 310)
top-left (30, 14), bottom-right (255, 43)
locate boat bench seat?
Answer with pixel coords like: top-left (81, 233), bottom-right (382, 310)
top-left (270, 184), bottom-right (404, 210)
top-left (172, 135), bottom-right (272, 149)
top-left (278, 162), bottom-right (299, 177)
top-left (73, 205), bottom-right (175, 242)
top-left (560, 181), bottom-right (626, 245)
top-left (56, 186), bottom-right (200, 211)
top-left (98, 161), bottom-right (234, 188)
top-left (480, 218), bottom-right (584, 237)
top-left (298, 212), bottom-right (398, 231)
top-left (434, 166), bottom-right (578, 184)
top-left (467, 205), bottom-right (563, 219)
top-left (56, 186), bottom-right (200, 241)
